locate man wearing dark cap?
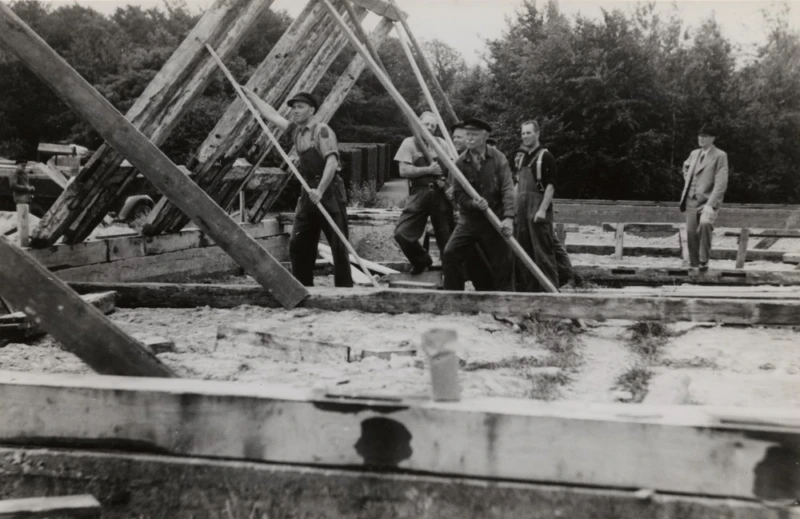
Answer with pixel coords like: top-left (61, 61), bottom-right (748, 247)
top-left (443, 117), bottom-right (515, 291)
top-left (393, 111), bottom-right (455, 274)
top-left (243, 88), bottom-right (352, 287)
top-left (679, 124), bottom-right (729, 271)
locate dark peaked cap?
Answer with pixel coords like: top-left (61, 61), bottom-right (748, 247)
top-left (287, 92), bottom-right (319, 111)
top-left (461, 117), bottom-right (492, 133)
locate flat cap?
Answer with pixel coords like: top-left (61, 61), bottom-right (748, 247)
top-left (461, 117), bottom-right (492, 133)
top-left (698, 123), bottom-right (718, 137)
top-left (287, 92), bottom-right (319, 111)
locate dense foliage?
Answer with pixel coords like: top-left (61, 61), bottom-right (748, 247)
top-left (1, 0), bottom-right (798, 203)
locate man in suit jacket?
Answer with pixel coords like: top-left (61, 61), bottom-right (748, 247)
top-left (679, 124), bottom-right (729, 271)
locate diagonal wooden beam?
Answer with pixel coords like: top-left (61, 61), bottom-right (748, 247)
top-left (248, 17), bottom-right (395, 222)
top-left (0, 239), bottom-right (174, 377)
top-left (0, 2), bottom-right (308, 309)
top-left (144, 0), bottom-right (363, 236)
top-left (29, 0), bottom-right (277, 247)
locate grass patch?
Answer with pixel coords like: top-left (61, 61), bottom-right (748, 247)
top-left (659, 357), bottom-right (719, 369)
top-left (461, 355), bottom-right (546, 372)
top-left (527, 370), bottom-right (572, 401)
top-left (613, 365), bottom-right (653, 403)
top-left (625, 321), bottom-right (673, 361)
top-left (520, 317), bottom-right (583, 371)
top-left (348, 180), bottom-right (386, 208)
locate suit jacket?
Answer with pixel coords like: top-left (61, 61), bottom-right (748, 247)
top-left (680, 145), bottom-right (729, 212)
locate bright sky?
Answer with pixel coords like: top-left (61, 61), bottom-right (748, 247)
top-left (40, 0), bottom-right (800, 64)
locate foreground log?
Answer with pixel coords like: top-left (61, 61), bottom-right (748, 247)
top-left (0, 3), bottom-right (307, 310)
top-left (0, 241), bottom-right (173, 377)
top-left (0, 371), bottom-right (798, 502)
top-left (30, 0), bottom-right (274, 246)
top-left (68, 282), bottom-right (800, 325)
top-left (0, 494), bottom-right (100, 518)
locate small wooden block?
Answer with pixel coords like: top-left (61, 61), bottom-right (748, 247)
top-left (134, 335), bottom-right (176, 355)
top-left (216, 323), bottom-right (350, 363)
top-left (614, 223), bottom-right (625, 260)
top-left (0, 494), bottom-right (101, 518)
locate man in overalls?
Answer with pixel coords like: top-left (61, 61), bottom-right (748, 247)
top-left (443, 118), bottom-right (515, 291)
top-left (393, 112), bottom-right (454, 274)
top-left (514, 122), bottom-right (577, 287)
top-left (243, 88), bottom-right (352, 287)
top-left (514, 120), bottom-right (559, 292)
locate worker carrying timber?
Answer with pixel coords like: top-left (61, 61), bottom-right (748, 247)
top-left (513, 120), bottom-right (562, 291)
top-left (679, 123), bottom-right (729, 272)
top-left (442, 118), bottom-right (515, 291)
top-left (394, 111), bottom-right (454, 275)
top-left (243, 89), bottom-right (352, 287)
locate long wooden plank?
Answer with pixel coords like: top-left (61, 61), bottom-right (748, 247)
top-left (1, 371), bottom-right (798, 501)
top-left (0, 495), bottom-right (100, 518)
top-left (248, 18), bottom-right (395, 222)
top-left (67, 282), bottom-right (800, 324)
top-left (724, 229), bottom-right (800, 238)
top-left (0, 241), bottom-right (173, 377)
top-left (144, 0), bottom-right (362, 235)
top-left (573, 265), bottom-right (800, 286)
top-left (0, 3), bottom-right (308, 310)
top-left (3, 449), bottom-right (782, 519)
top-left (30, 0), bottom-right (275, 247)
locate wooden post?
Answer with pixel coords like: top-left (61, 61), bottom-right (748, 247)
top-left (388, 0), bottom-right (459, 126)
top-left (614, 223), bottom-right (624, 260)
top-left (0, 3), bottom-right (308, 310)
top-left (0, 239), bottom-right (174, 377)
top-left (320, 0), bottom-right (559, 295)
top-left (679, 227), bottom-right (690, 264)
top-left (16, 203), bottom-right (29, 247)
top-left (735, 228), bottom-right (750, 269)
top-left (238, 190), bottom-right (247, 223)
top-left (206, 44), bottom-right (379, 288)
top-left (30, 0), bottom-right (275, 247)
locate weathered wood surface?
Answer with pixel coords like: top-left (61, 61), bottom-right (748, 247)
top-left (735, 228), bottom-right (750, 269)
top-left (217, 322), bottom-right (351, 362)
top-left (29, 0), bottom-right (274, 247)
top-left (0, 291), bottom-right (118, 342)
top-left (145, 0), bottom-right (365, 235)
top-left (724, 229), bottom-right (800, 238)
top-left (2, 448), bottom-right (784, 519)
top-left (0, 4), bottom-right (307, 309)
top-left (589, 286), bottom-right (800, 300)
top-left (57, 235), bottom-right (288, 283)
top-left (613, 223), bottom-right (624, 259)
top-left (1, 371), bottom-right (799, 502)
top-left (783, 253), bottom-right (800, 264)
top-left (565, 243), bottom-right (784, 261)
top-left (0, 494), bottom-right (100, 518)
top-left (248, 18), bottom-right (395, 222)
top-left (603, 222), bottom-right (680, 234)
top-left (0, 240), bottom-right (173, 377)
top-left (67, 282), bottom-right (800, 324)
top-left (573, 265), bottom-right (800, 286)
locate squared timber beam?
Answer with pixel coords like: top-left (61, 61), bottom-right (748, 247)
top-left (30, 0), bottom-right (277, 247)
top-left (0, 3), bottom-right (308, 309)
top-left (0, 240), bottom-right (173, 377)
top-left (0, 371), bottom-right (798, 502)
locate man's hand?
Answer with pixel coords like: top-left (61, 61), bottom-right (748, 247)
top-left (699, 205), bottom-right (716, 224)
top-left (429, 162), bottom-right (443, 176)
top-left (308, 188), bottom-right (322, 205)
top-left (534, 209), bottom-right (546, 223)
top-left (501, 217), bottom-right (514, 237)
top-left (473, 197), bottom-right (489, 211)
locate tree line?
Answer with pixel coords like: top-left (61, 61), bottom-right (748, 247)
top-left (1, 0), bottom-right (799, 204)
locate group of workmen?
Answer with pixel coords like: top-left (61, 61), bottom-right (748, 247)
top-left (245, 89), bottom-right (728, 290)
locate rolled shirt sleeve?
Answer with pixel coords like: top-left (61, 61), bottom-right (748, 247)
top-left (314, 123), bottom-right (340, 165)
top-left (394, 137), bottom-right (417, 164)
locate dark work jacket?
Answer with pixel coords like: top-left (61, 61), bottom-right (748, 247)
top-left (453, 146), bottom-right (515, 222)
top-left (9, 167), bottom-right (34, 205)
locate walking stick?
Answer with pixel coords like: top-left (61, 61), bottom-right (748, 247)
top-left (205, 43), bottom-right (380, 289)
top-left (320, 0), bottom-right (558, 295)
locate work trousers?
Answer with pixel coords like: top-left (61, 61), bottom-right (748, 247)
top-left (290, 191), bottom-right (353, 288)
top-left (394, 185), bottom-right (454, 268)
top-left (684, 198), bottom-right (717, 267)
top-left (553, 233), bottom-right (574, 286)
top-left (515, 220), bottom-right (559, 292)
top-left (443, 217), bottom-right (513, 292)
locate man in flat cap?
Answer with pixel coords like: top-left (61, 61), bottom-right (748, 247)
top-left (679, 123), bottom-right (729, 271)
top-left (442, 117), bottom-right (515, 291)
top-left (10, 158), bottom-right (35, 246)
top-left (393, 111), bottom-right (455, 274)
top-left (243, 88), bottom-right (352, 287)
